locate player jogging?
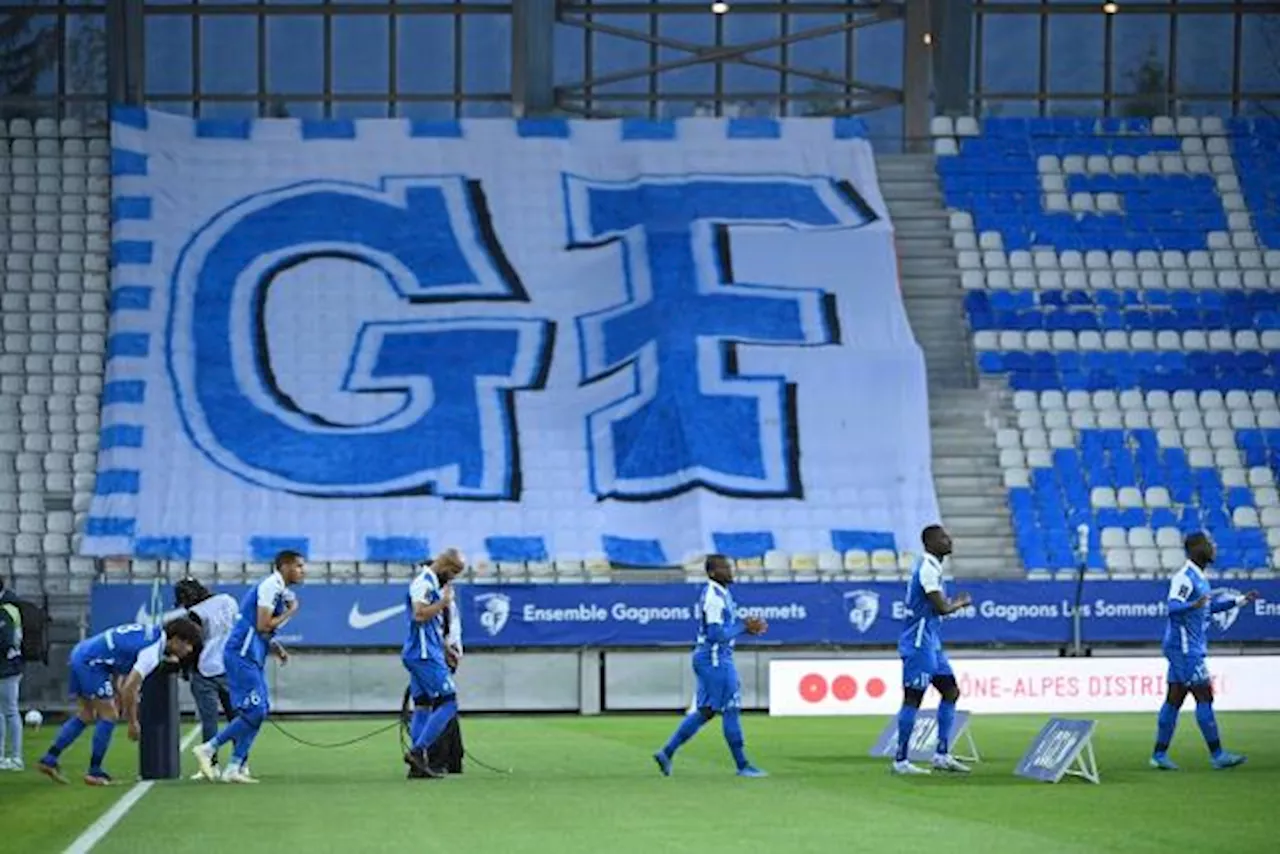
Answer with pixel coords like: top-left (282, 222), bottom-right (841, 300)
top-left (1150, 532), bottom-right (1256, 771)
top-left (402, 549), bottom-right (466, 779)
top-left (653, 554), bottom-right (767, 778)
top-left (893, 525), bottom-right (972, 776)
top-left (192, 550), bottom-right (305, 783)
top-left (168, 577), bottom-right (288, 778)
top-left (37, 617), bottom-right (202, 785)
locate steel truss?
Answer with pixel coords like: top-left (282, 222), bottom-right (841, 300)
top-left (553, 1), bottom-right (908, 119)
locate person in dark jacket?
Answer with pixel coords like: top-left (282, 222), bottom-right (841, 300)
top-left (0, 577), bottom-right (25, 770)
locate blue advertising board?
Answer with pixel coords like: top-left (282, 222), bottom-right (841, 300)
top-left (1014, 718), bottom-right (1100, 784)
top-left (89, 579), bottom-right (1280, 649)
top-left (868, 709), bottom-right (978, 763)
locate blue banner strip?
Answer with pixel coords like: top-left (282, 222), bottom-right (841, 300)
top-left (90, 581), bottom-right (1280, 649)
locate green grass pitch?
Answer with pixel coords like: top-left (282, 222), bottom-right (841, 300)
top-left (0, 713), bottom-right (1273, 854)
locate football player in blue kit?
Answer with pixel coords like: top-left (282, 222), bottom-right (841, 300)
top-left (653, 554), bottom-right (768, 778)
top-left (37, 616), bottom-right (203, 785)
top-left (402, 549), bottom-right (466, 779)
top-left (192, 549), bottom-right (305, 783)
top-left (893, 525), bottom-right (972, 776)
top-left (1150, 532), bottom-right (1257, 771)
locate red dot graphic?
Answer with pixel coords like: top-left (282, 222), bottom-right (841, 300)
top-left (866, 677), bottom-right (886, 698)
top-left (799, 673), bottom-right (828, 703)
top-left (832, 675), bottom-right (858, 702)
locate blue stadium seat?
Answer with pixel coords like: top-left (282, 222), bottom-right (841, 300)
top-left (947, 115), bottom-right (1280, 576)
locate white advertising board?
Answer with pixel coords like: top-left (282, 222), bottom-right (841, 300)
top-left (768, 656), bottom-right (1280, 716)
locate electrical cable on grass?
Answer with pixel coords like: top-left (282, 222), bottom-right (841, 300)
top-left (398, 689), bottom-right (513, 775)
top-left (462, 750), bottom-right (514, 775)
top-left (262, 698), bottom-right (512, 774)
top-left (267, 717), bottom-right (402, 748)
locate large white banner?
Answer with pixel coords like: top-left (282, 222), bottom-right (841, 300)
top-left (769, 657), bottom-right (1280, 715)
top-left (91, 110), bottom-right (936, 563)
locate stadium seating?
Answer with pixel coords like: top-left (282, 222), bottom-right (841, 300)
top-left (6, 112), bottom-right (1278, 591)
top-left (0, 117), bottom-right (111, 596)
top-left (934, 115), bottom-right (1280, 581)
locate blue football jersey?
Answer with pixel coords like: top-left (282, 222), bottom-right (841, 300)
top-left (694, 581), bottom-right (739, 665)
top-left (899, 554), bottom-right (946, 654)
top-left (227, 571), bottom-right (289, 669)
top-left (1164, 562), bottom-right (1214, 656)
top-left (76, 623), bottom-right (164, 676)
top-left (402, 568), bottom-right (448, 664)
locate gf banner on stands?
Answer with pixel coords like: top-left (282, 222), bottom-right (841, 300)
top-left (91, 579), bottom-right (1280, 649)
top-left (768, 657), bottom-right (1280, 716)
top-left (92, 109), bottom-right (936, 565)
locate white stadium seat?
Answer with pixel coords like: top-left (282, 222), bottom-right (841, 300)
top-left (1134, 549), bottom-right (1161, 573)
top-left (1105, 549), bottom-right (1134, 572)
top-left (1127, 528), bottom-right (1155, 549)
top-left (1233, 508), bottom-right (1261, 528)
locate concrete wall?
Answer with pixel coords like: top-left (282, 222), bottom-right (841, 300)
top-left (247, 644), bottom-right (1278, 715)
top-left (192, 648), bottom-right (942, 715)
top-left (26, 646), bottom-right (1276, 715)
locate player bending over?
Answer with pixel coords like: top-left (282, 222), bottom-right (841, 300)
top-left (653, 554), bottom-right (768, 778)
top-left (1150, 532), bottom-right (1256, 771)
top-left (38, 617), bottom-right (202, 785)
top-left (893, 525), bottom-right (972, 776)
top-left (193, 550), bottom-right (305, 783)
top-left (402, 549), bottom-right (466, 779)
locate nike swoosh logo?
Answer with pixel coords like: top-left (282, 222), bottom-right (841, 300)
top-left (348, 603), bottom-right (406, 631)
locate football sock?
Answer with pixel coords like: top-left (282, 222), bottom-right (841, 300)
top-left (211, 716), bottom-right (253, 752)
top-left (661, 712), bottom-right (707, 758)
top-left (413, 700), bottom-right (458, 752)
top-left (1194, 701), bottom-right (1222, 755)
top-left (1154, 702), bottom-right (1179, 754)
top-left (721, 710), bottom-right (750, 771)
top-left (45, 717), bottom-right (87, 760)
top-left (230, 721), bottom-right (261, 765)
top-left (936, 700), bottom-right (956, 756)
top-left (89, 720), bottom-right (115, 771)
top-left (895, 704), bottom-right (919, 762)
top-left (410, 709), bottom-right (430, 746)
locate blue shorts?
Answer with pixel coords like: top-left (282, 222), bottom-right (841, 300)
top-left (225, 655), bottom-right (270, 716)
top-left (404, 657), bottom-right (454, 702)
top-left (68, 650), bottom-right (114, 700)
top-left (1165, 650), bottom-right (1210, 687)
top-left (901, 646), bottom-right (954, 691)
top-left (694, 658), bottom-right (740, 713)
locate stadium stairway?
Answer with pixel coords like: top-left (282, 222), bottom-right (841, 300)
top-left (879, 153), bottom-right (1020, 576)
top-left (880, 153), bottom-right (976, 390)
top-left (928, 390), bottom-right (1022, 578)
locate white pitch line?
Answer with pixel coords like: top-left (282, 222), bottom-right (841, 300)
top-left (63, 725), bottom-right (202, 854)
